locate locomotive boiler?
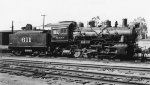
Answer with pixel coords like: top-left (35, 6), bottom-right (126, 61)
top-left (72, 19), bottom-right (138, 59)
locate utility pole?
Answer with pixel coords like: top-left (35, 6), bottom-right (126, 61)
top-left (41, 15), bottom-right (46, 30)
top-left (12, 21), bottom-right (14, 34)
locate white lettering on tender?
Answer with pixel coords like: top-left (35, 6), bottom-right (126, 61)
top-left (21, 37), bottom-right (31, 42)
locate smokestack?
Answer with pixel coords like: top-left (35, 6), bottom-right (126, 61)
top-left (122, 18), bottom-right (127, 27)
top-left (89, 21), bottom-right (96, 27)
top-left (105, 20), bottom-right (111, 27)
top-left (115, 21), bottom-right (118, 27)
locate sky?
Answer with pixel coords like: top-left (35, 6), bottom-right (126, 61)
top-left (0, 0), bottom-right (150, 34)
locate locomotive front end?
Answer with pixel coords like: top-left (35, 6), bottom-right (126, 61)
top-left (73, 19), bottom-right (138, 59)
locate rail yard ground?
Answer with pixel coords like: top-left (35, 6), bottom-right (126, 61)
top-left (1, 53), bottom-right (150, 85)
top-left (0, 73), bottom-right (47, 85)
top-left (0, 73), bottom-right (89, 85)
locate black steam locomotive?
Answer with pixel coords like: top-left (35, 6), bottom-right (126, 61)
top-left (8, 19), bottom-right (140, 59)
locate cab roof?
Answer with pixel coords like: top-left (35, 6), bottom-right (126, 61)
top-left (50, 21), bottom-right (76, 29)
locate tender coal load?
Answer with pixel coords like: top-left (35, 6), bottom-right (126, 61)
top-left (21, 27), bottom-right (26, 30)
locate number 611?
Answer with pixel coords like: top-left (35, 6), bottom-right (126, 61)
top-left (21, 37), bottom-right (31, 42)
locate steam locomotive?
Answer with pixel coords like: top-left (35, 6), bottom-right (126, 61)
top-left (8, 19), bottom-right (140, 59)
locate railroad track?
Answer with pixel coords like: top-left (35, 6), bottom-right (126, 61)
top-left (0, 59), bottom-right (150, 85)
top-left (1, 58), bottom-right (150, 72)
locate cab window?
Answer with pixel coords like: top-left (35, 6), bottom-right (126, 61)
top-left (60, 28), bottom-right (67, 34)
top-left (53, 29), bottom-right (60, 34)
top-left (53, 28), bottom-right (68, 34)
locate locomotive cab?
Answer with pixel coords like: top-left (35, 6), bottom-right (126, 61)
top-left (50, 21), bottom-right (77, 56)
top-left (51, 21), bottom-right (77, 42)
